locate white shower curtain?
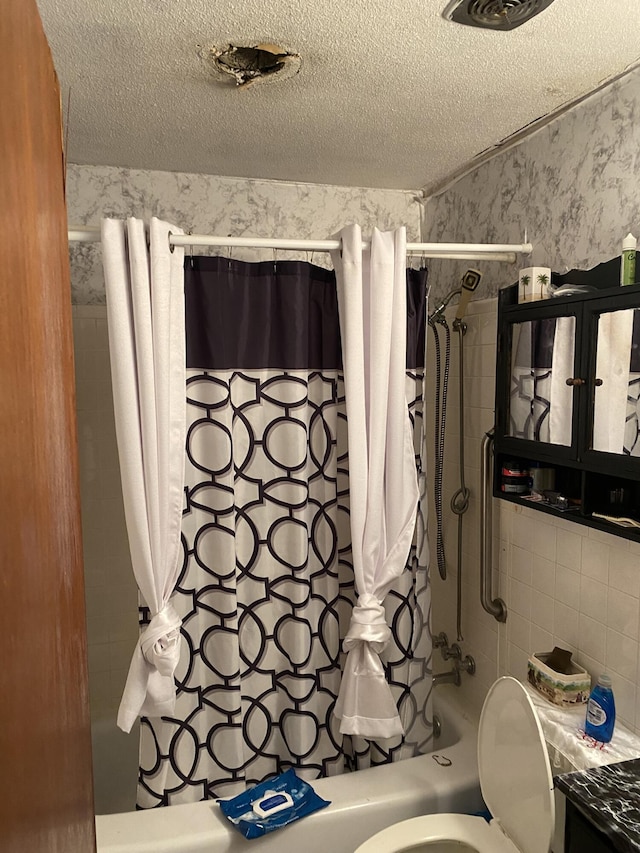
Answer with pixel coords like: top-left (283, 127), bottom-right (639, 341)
top-left (101, 217), bottom-right (187, 733)
top-left (331, 225), bottom-right (420, 738)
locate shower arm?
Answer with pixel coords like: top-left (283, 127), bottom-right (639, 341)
top-left (480, 430), bottom-right (507, 623)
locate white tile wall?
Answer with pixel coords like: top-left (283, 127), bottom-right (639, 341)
top-left (430, 298), bottom-right (640, 731)
top-left (429, 298), bottom-right (503, 716)
top-left (73, 304), bottom-right (139, 813)
top-left (500, 503), bottom-right (640, 732)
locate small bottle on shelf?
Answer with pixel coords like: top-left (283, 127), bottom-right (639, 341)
top-left (584, 674), bottom-right (616, 743)
top-left (500, 460), bottom-right (530, 495)
top-left (621, 233), bottom-right (636, 286)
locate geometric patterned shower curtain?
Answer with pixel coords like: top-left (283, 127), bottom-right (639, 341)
top-left (137, 256), bottom-right (433, 808)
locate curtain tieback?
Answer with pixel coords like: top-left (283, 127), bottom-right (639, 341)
top-left (343, 593), bottom-right (391, 654)
top-left (140, 601), bottom-right (182, 677)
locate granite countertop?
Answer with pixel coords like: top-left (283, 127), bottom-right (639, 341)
top-left (556, 757), bottom-right (640, 852)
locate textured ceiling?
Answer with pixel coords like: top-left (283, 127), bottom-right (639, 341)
top-left (37, 0), bottom-right (640, 191)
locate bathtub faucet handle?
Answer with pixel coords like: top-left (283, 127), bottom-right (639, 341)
top-left (442, 642), bottom-right (462, 662)
top-left (433, 631), bottom-right (449, 651)
top-left (460, 654), bottom-right (476, 675)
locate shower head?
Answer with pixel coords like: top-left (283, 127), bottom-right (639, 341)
top-left (455, 269), bottom-right (482, 321)
top-left (442, 0), bottom-right (556, 30)
top-left (428, 269), bottom-right (482, 324)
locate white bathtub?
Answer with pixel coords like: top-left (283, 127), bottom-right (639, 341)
top-left (96, 686), bottom-right (483, 853)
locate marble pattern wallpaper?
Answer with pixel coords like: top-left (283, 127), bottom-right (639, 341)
top-left (424, 68), bottom-right (640, 303)
top-left (66, 165), bottom-right (421, 304)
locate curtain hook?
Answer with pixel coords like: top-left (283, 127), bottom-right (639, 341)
top-left (188, 229), bottom-right (194, 269)
top-left (167, 230), bottom-right (174, 253)
top-left (273, 247), bottom-right (277, 274)
top-left (227, 244), bottom-right (232, 270)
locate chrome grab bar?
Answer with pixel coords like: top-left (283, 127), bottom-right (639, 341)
top-left (480, 430), bottom-right (507, 623)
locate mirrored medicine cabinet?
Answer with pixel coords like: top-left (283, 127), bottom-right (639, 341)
top-left (494, 269), bottom-right (640, 542)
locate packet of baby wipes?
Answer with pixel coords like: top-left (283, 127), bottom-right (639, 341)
top-left (218, 768), bottom-right (330, 839)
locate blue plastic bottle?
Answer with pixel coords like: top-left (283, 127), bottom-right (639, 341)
top-left (584, 674), bottom-right (616, 743)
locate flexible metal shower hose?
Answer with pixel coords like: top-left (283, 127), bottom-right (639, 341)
top-left (430, 318), bottom-right (450, 581)
top-left (451, 324), bottom-right (471, 641)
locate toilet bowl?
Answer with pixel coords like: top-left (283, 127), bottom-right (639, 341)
top-left (355, 677), bottom-right (555, 853)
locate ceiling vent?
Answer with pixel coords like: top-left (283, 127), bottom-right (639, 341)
top-left (442, 0), bottom-right (556, 30)
top-left (206, 43), bottom-right (301, 88)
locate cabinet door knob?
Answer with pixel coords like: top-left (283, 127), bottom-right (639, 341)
top-left (594, 378), bottom-right (604, 386)
top-left (565, 377), bottom-right (585, 386)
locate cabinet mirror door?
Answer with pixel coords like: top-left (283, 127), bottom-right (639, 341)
top-left (592, 307), bottom-right (640, 456)
top-left (508, 316), bottom-right (576, 445)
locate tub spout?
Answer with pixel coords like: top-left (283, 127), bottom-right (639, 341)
top-left (433, 668), bottom-right (461, 687)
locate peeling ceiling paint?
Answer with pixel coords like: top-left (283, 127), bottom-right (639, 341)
top-left (207, 43), bottom-right (302, 88)
top-left (37, 0), bottom-right (640, 190)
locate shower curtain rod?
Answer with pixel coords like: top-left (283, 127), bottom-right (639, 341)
top-left (67, 226), bottom-right (532, 262)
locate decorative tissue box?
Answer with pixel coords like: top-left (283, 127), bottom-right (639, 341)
top-left (527, 651), bottom-right (591, 707)
top-left (518, 267), bottom-right (552, 302)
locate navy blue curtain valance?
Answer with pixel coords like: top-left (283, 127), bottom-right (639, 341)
top-left (185, 256), bottom-right (427, 371)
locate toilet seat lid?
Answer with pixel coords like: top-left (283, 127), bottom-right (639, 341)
top-left (478, 677), bottom-right (554, 853)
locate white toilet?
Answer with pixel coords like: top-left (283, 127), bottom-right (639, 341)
top-left (355, 677), bottom-right (555, 853)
